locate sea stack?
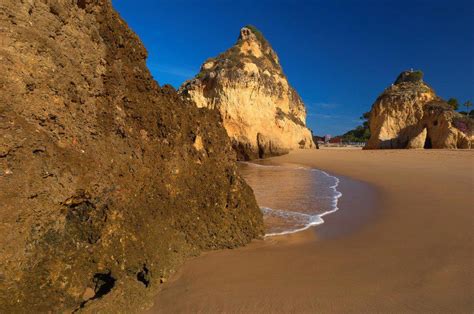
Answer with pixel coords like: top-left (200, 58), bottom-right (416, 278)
top-left (179, 26), bottom-right (315, 160)
top-left (365, 70), bottom-right (473, 149)
top-left (0, 1), bottom-right (263, 312)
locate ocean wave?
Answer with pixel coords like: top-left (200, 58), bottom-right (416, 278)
top-left (261, 206), bottom-right (325, 236)
top-left (239, 161), bottom-right (283, 169)
top-left (239, 162), bottom-right (342, 237)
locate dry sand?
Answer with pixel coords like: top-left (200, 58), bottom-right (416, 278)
top-left (147, 149), bottom-right (474, 313)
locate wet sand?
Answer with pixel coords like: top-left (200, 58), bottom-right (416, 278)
top-left (147, 149), bottom-right (474, 313)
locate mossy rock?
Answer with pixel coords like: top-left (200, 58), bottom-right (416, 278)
top-left (394, 70), bottom-right (424, 84)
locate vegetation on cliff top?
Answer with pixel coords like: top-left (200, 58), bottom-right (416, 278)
top-left (446, 98), bottom-right (473, 117)
top-left (243, 24), bottom-right (269, 48)
top-left (394, 70), bottom-right (424, 84)
top-left (192, 25), bottom-right (284, 83)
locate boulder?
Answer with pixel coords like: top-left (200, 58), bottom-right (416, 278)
top-left (179, 26), bottom-right (315, 160)
top-left (0, 1), bottom-right (263, 312)
top-left (366, 71), bottom-right (473, 149)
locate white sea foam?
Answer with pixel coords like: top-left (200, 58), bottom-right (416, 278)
top-left (239, 161), bottom-right (282, 169)
top-left (239, 162), bottom-right (342, 237)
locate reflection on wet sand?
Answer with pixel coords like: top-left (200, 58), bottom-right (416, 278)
top-left (238, 162), bottom-right (341, 236)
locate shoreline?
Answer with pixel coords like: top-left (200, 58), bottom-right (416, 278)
top-left (242, 158), bottom-right (381, 240)
top-left (146, 149), bottom-right (473, 313)
top-left (241, 162), bottom-right (345, 237)
top-left (313, 171), bottom-right (380, 240)
top-left (145, 154), bottom-right (381, 313)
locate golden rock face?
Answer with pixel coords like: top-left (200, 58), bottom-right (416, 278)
top-left (366, 73), bottom-right (473, 149)
top-left (180, 26), bottom-right (315, 160)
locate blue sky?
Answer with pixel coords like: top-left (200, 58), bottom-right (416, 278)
top-left (112, 0), bottom-right (473, 136)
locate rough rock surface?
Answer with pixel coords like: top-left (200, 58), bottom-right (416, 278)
top-left (0, 1), bottom-right (263, 312)
top-left (179, 26), bottom-right (315, 160)
top-left (366, 71), bottom-right (473, 149)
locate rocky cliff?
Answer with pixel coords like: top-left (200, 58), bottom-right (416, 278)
top-left (179, 26), bottom-right (315, 160)
top-left (0, 1), bottom-right (263, 312)
top-left (366, 71), bottom-right (473, 149)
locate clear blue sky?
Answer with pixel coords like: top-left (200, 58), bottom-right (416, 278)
top-left (112, 0), bottom-right (473, 136)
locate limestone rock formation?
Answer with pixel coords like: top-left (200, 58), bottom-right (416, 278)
top-left (179, 26), bottom-right (315, 160)
top-left (366, 71), bottom-right (473, 149)
top-left (0, 1), bottom-right (263, 312)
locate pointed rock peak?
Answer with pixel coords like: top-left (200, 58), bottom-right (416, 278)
top-left (394, 69), bottom-right (424, 85)
top-left (235, 25), bottom-right (279, 66)
top-left (386, 69), bottom-right (433, 95)
top-left (239, 26), bottom-right (257, 41)
top-left (179, 25), bottom-right (315, 160)
top-left (238, 25), bottom-right (265, 44)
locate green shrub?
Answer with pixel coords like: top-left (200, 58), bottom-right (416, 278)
top-left (274, 107), bottom-right (305, 127)
top-left (244, 25), bottom-right (267, 46)
top-left (341, 124), bottom-right (371, 142)
top-left (394, 70), bottom-right (424, 84)
top-left (447, 98), bottom-right (459, 110)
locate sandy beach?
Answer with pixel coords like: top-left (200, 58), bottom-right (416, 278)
top-left (147, 149), bottom-right (473, 313)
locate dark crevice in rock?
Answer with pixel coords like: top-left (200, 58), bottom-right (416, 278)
top-left (32, 147), bottom-right (45, 154)
top-left (75, 271), bottom-right (116, 311)
top-left (136, 264), bottom-right (150, 287)
top-left (424, 135), bottom-right (432, 149)
top-left (93, 272), bottom-right (116, 299)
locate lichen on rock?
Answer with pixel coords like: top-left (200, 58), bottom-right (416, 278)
top-left (0, 1), bottom-right (263, 312)
top-left (179, 25), bottom-right (315, 160)
top-left (365, 70), bottom-right (473, 149)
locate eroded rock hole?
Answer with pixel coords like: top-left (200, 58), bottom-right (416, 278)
top-left (424, 135), bottom-right (432, 149)
top-left (77, 271), bottom-right (116, 310)
top-left (137, 264), bottom-right (150, 287)
top-left (32, 147), bottom-right (45, 155)
top-left (258, 145), bottom-right (265, 159)
top-left (93, 271), bottom-right (116, 299)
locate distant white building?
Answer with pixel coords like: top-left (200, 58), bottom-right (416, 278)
top-left (324, 135), bottom-right (331, 143)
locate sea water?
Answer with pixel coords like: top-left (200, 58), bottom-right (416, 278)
top-left (239, 162), bottom-right (342, 236)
